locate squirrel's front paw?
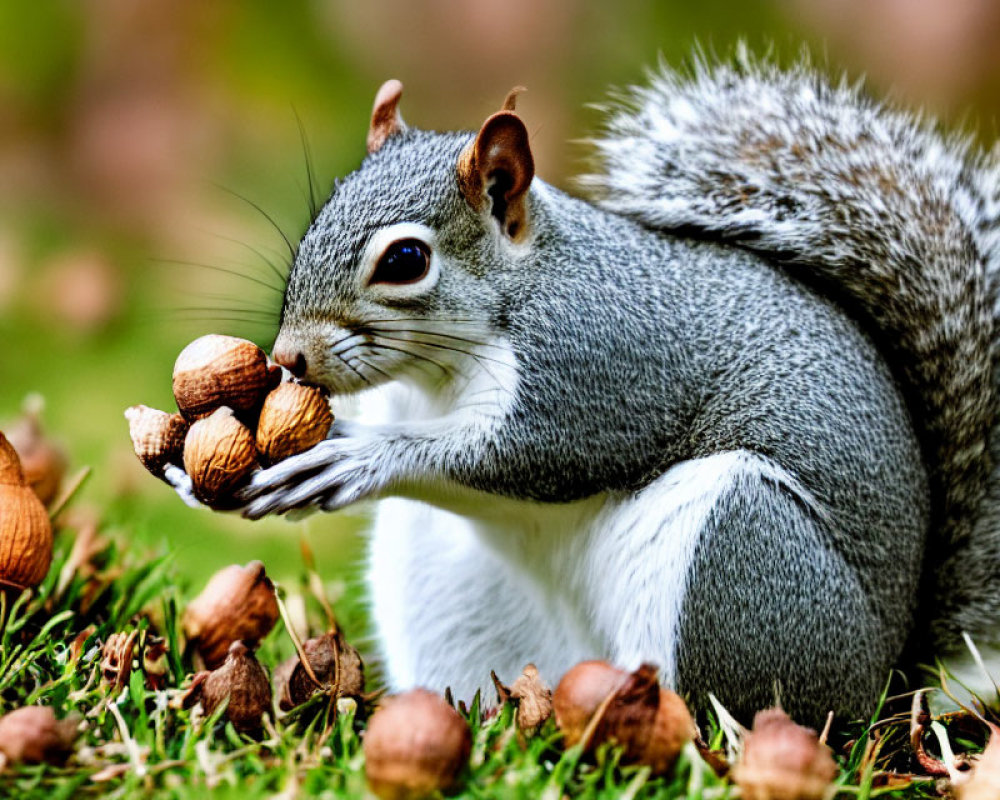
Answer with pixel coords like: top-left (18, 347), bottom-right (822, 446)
top-left (236, 434), bottom-right (384, 520)
top-left (163, 464), bottom-right (203, 509)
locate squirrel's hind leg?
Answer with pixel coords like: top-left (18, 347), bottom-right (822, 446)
top-left (366, 497), bottom-right (596, 703)
top-left (664, 452), bottom-right (899, 727)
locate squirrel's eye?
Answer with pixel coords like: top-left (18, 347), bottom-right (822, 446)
top-left (370, 239), bottom-right (431, 285)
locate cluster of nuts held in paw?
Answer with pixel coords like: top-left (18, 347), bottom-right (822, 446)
top-left (125, 334), bottom-right (333, 507)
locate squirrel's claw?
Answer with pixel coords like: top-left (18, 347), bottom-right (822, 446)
top-left (163, 464), bottom-right (202, 509)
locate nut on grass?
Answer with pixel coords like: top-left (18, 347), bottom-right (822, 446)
top-left (364, 688), bottom-right (471, 800)
top-left (0, 432), bottom-right (53, 595)
top-left (186, 641), bottom-right (272, 734)
top-left (733, 708), bottom-right (837, 800)
top-left (124, 405), bottom-right (188, 476)
top-left (552, 660), bottom-right (629, 747)
top-left (183, 560), bottom-right (279, 670)
top-left (183, 407), bottom-right (258, 507)
top-left (275, 630), bottom-right (365, 711)
top-left (553, 661), bottom-right (695, 775)
top-left (172, 334), bottom-right (277, 422)
top-left (256, 382), bottom-right (333, 466)
top-left (0, 706), bottom-right (76, 766)
top-left (5, 396), bottom-right (66, 506)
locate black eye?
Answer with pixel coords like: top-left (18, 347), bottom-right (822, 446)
top-left (370, 239), bottom-right (431, 285)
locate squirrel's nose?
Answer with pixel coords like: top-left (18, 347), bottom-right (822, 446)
top-left (272, 345), bottom-right (307, 378)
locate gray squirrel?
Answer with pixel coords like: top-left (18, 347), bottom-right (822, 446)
top-left (167, 51), bottom-right (1000, 725)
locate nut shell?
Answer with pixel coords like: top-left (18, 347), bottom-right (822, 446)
top-left (0, 706), bottom-right (76, 765)
top-left (0, 433), bottom-right (54, 594)
top-left (183, 560), bottom-right (279, 670)
top-left (277, 630), bottom-right (365, 710)
top-left (552, 660), bottom-right (629, 748)
top-left (125, 405), bottom-right (188, 476)
top-left (199, 641), bottom-right (273, 733)
top-left (733, 708), bottom-right (837, 800)
top-left (5, 398), bottom-right (66, 506)
top-left (554, 662), bottom-right (694, 775)
top-left (183, 407), bottom-right (258, 507)
top-left (364, 689), bottom-right (471, 800)
top-left (256, 383), bottom-right (333, 466)
top-left (172, 335), bottom-right (276, 421)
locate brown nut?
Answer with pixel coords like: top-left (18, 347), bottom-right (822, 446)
top-left (183, 407), bottom-right (258, 507)
top-left (554, 662), bottom-right (694, 775)
top-left (552, 660), bottom-right (629, 748)
top-left (183, 560), bottom-right (279, 670)
top-left (364, 689), bottom-right (471, 800)
top-left (0, 433), bottom-right (54, 595)
top-left (125, 405), bottom-right (188, 476)
top-left (0, 706), bottom-right (76, 766)
top-left (191, 641), bottom-right (272, 734)
top-left (172, 334), bottom-right (277, 421)
top-left (276, 630), bottom-right (365, 711)
top-left (256, 383), bottom-right (333, 466)
top-left (733, 708), bottom-right (838, 800)
top-left (4, 396), bottom-right (67, 506)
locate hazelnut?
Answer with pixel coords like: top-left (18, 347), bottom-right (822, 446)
top-left (183, 407), bottom-right (258, 507)
top-left (553, 661), bottom-right (694, 775)
top-left (172, 334), bottom-right (277, 421)
top-left (189, 641), bottom-right (272, 734)
top-left (276, 630), bottom-right (365, 711)
top-left (124, 405), bottom-right (188, 476)
top-left (183, 560), bottom-right (279, 669)
top-left (256, 383), bottom-right (333, 466)
top-left (552, 660), bottom-right (629, 747)
top-left (364, 689), bottom-right (471, 800)
top-left (0, 706), bottom-right (76, 766)
top-left (733, 708), bottom-right (838, 800)
top-left (0, 432), bottom-right (54, 595)
top-left (4, 396), bottom-right (66, 506)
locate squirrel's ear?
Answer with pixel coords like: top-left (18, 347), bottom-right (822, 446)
top-left (367, 79), bottom-right (406, 155)
top-left (457, 111), bottom-right (534, 241)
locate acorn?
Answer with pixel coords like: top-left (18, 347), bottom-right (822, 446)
top-left (193, 641), bottom-right (272, 733)
top-left (256, 382), bottom-right (333, 466)
top-left (0, 432), bottom-right (54, 595)
top-left (553, 661), bottom-right (695, 775)
top-left (276, 630), bottom-right (365, 710)
top-left (364, 689), bottom-right (471, 800)
top-left (183, 561), bottom-right (279, 670)
top-left (732, 708), bottom-right (838, 800)
top-left (172, 334), bottom-right (278, 422)
top-left (124, 405), bottom-right (188, 476)
top-left (183, 407), bottom-right (258, 507)
top-left (4, 396), bottom-right (66, 506)
top-left (0, 706), bottom-right (76, 766)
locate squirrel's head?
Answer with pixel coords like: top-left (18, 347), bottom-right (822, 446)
top-left (272, 80), bottom-right (535, 395)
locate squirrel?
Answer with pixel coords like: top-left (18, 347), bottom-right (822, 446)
top-left (166, 50), bottom-right (1000, 726)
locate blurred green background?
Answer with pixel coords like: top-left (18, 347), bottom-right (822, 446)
top-left (1, 0), bottom-right (998, 592)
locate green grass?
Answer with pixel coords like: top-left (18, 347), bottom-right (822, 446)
top-left (0, 499), bottom-right (989, 799)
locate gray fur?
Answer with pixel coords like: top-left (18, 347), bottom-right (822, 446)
top-left (220, 52), bottom-right (999, 722)
top-left (580, 49), bottom-right (1000, 654)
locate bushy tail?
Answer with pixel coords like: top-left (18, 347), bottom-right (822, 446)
top-left (579, 48), bottom-right (1000, 652)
